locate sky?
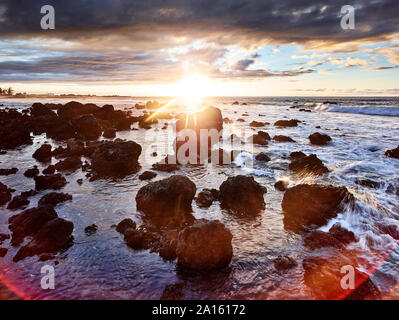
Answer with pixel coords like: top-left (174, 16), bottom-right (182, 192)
top-left (0, 0), bottom-right (398, 96)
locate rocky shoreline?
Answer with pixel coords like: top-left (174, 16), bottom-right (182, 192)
top-left (0, 99), bottom-right (398, 299)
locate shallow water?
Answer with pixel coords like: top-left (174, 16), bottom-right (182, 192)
top-left (0, 96), bottom-right (398, 299)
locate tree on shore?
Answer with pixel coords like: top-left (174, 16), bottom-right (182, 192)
top-left (0, 87), bottom-right (14, 95)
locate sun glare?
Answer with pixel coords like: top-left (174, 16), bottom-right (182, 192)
top-left (176, 74), bottom-right (211, 112)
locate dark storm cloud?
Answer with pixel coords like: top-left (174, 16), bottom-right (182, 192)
top-left (0, 0), bottom-right (398, 83)
top-left (0, 0), bottom-right (398, 43)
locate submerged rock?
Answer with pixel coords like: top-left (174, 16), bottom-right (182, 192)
top-left (219, 175), bottom-right (266, 215)
top-left (34, 174), bottom-right (67, 190)
top-left (309, 132), bottom-right (332, 145)
top-left (274, 256), bottom-right (298, 271)
top-left (8, 205), bottom-right (58, 246)
top-left (282, 184), bottom-right (355, 231)
top-left (0, 168), bottom-right (18, 175)
top-left (84, 224), bottom-right (98, 235)
top-left (90, 139), bottom-right (142, 178)
top-left (355, 179), bottom-right (381, 189)
top-left (38, 192), bottom-right (72, 207)
top-left (385, 145), bottom-right (399, 159)
top-left (289, 153), bottom-right (329, 176)
top-left (13, 217), bottom-right (73, 262)
top-left (176, 219), bottom-right (233, 271)
top-left (303, 257), bottom-right (381, 300)
top-left (136, 175), bottom-right (196, 217)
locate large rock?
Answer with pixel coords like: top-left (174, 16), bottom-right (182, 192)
top-left (7, 196), bottom-right (30, 210)
top-left (309, 132), bottom-right (332, 145)
top-left (33, 144), bottom-right (52, 162)
top-left (219, 175), bottom-right (266, 215)
top-left (0, 182), bottom-right (12, 206)
top-left (282, 184), bottom-right (355, 231)
top-left (136, 175), bottom-right (196, 217)
top-left (303, 257), bottom-right (381, 300)
top-left (273, 135), bottom-right (296, 143)
top-left (274, 119), bottom-right (300, 127)
top-left (0, 110), bottom-right (32, 149)
top-left (58, 101), bottom-right (99, 119)
top-left (289, 153), bottom-right (329, 176)
top-left (34, 174), bottom-right (67, 190)
top-left (176, 106), bottom-right (223, 132)
top-left (250, 131), bottom-right (270, 145)
top-left (45, 117), bottom-right (76, 140)
top-left (72, 114), bottom-right (102, 140)
top-left (54, 156), bottom-right (82, 172)
top-left (176, 219), bottom-right (233, 271)
top-left (90, 139), bottom-right (142, 178)
top-left (30, 103), bottom-right (57, 118)
top-left (13, 218), bottom-right (73, 262)
top-left (38, 192), bottom-right (72, 207)
top-left (8, 205), bottom-right (58, 245)
top-left (385, 145), bottom-right (399, 159)
top-left (195, 188), bottom-right (219, 208)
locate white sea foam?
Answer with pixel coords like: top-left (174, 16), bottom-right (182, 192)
top-left (314, 103), bottom-right (399, 117)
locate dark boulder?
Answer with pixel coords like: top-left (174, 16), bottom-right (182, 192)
top-left (176, 107), bottom-right (223, 132)
top-left (195, 188), bottom-right (219, 208)
top-left (355, 179), bottom-right (381, 189)
top-left (176, 219), bottom-right (233, 271)
top-left (90, 140), bottom-right (142, 178)
top-left (58, 101), bottom-right (99, 119)
top-left (7, 196), bottom-right (30, 211)
top-left (34, 174), bottom-right (67, 190)
top-left (116, 219), bottom-right (136, 234)
top-left (45, 117), bottom-right (76, 140)
top-left (385, 145), bottom-right (399, 159)
top-left (249, 121), bottom-right (266, 127)
top-left (84, 224), bottom-right (98, 235)
top-left (289, 153), bottom-right (329, 176)
top-left (274, 119), bottom-right (300, 127)
top-left (0, 168), bottom-right (18, 175)
top-left (219, 175), bottom-right (266, 215)
top-left (138, 171), bottom-right (157, 181)
top-left (274, 180), bottom-right (288, 192)
top-left (8, 205), bottom-right (58, 246)
top-left (42, 165), bottom-right (56, 175)
top-left (309, 132), bottom-right (332, 145)
top-left (54, 156), bottom-right (82, 172)
top-left (136, 175), bottom-right (196, 217)
top-left (24, 167), bottom-right (39, 178)
top-left (255, 152), bottom-right (270, 162)
top-left (13, 217), bottom-right (73, 262)
top-left (30, 103), bottom-right (57, 118)
top-left (0, 182), bottom-right (12, 206)
top-left (0, 248), bottom-right (7, 257)
top-left (273, 135), bottom-right (296, 143)
top-left (33, 144), bottom-right (52, 162)
top-left (72, 114), bottom-right (102, 140)
top-left (282, 184), bottom-right (355, 231)
top-left (103, 128), bottom-right (116, 139)
top-left (123, 227), bottom-right (160, 251)
top-left (250, 131), bottom-right (270, 145)
top-left (38, 192), bottom-right (72, 207)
